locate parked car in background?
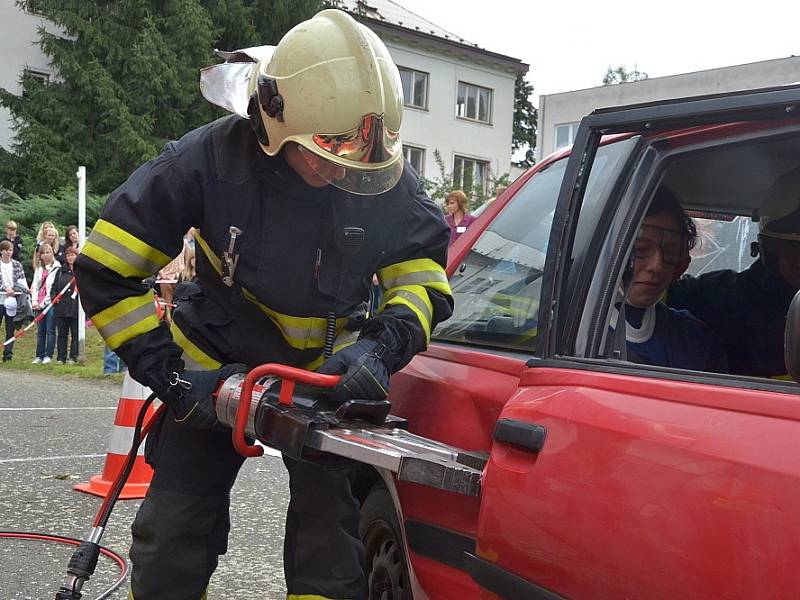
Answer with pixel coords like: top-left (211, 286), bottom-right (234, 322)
top-left (355, 84), bottom-right (800, 599)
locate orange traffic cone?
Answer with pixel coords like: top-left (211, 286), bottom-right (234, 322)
top-left (75, 372), bottom-right (160, 499)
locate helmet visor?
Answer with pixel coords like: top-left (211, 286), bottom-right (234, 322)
top-left (299, 113), bottom-right (403, 195)
top-left (298, 144), bottom-right (403, 196)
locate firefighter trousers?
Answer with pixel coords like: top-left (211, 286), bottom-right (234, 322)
top-left (129, 412), bottom-right (367, 599)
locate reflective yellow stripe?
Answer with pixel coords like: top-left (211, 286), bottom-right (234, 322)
top-left (194, 230), bottom-right (222, 274)
top-left (242, 288), bottom-right (348, 351)
top-left (82, 219), bottom-right (170, 279)
top-left (195, 229), bottom-right (349, 351)
top-left (287, 595), bottom-right (343, 600)
top-left (382, 284), bottom-right (434, 341)
top-left (378, 257), bottom-right (451, 296)
top-left (170, 320), bottom-right (221, 370)
top-left (91, 293), bottom-right (160, 349)
top-left (304, 330), bottom-right (359, 371)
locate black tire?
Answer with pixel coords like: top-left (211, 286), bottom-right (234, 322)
top-left (359, 484), bottom-right (411, 600)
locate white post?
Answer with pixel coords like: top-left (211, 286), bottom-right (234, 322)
top-left (76, 166), bottom-right (86, 360)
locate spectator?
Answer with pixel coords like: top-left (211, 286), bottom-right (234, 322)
top-left (30, 243), bottom-right (60, 364)
top-left (52, 246), bottom-right (79, 364)
top-left (33, 221), bottom-right (62, 272)
top-left (1, 220), bottom-right (23, 261)
top-left (0, 240), bottom-right (26, 362)
top-left (103, 345), bottom-right (127, 375)
top-left (157, 228), bottom-right (194, 317)
top-left (178, 244), bottom-right (196, 283)
top-left (444, 190), bottom-right (477, 246)
top-left (63, 225), bottom-right (81, 254)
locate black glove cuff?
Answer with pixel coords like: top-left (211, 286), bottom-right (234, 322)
top-left (359, 318), bottom-right (410, 374)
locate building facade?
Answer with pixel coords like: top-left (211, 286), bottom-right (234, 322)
top-left (1, 0), bottom-right (527, 197)
top-left (0, 0), bottom-right (56, 150)
top-left (341, 0), bottom-right (528, 195)
top-left (538, 55), bottom-right (800, 160)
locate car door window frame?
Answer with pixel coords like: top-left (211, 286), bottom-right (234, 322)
top-left (545, 84), bottom-right (800, 394)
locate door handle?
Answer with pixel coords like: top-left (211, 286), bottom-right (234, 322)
top-left (493, 419), bottom-right (546, 453)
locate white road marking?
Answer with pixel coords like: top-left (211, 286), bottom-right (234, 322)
top-left (0, 454), bottom-right (105, 464)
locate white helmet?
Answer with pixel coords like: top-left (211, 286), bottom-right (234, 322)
top-left (758, 167), bottom-right (800, 258)
top-left (200, 10), bottom-right (405, 195)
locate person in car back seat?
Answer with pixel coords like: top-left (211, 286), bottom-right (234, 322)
top-left (613, 187), bottom-right (728, 372)
top-left (669, 168), bottom-right (800, 378)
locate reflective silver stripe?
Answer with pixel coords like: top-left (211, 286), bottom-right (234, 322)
top-left (96, 300), bottom-right (156, 341)
top-left (107, 424), bottom-right (145, 456)
top-left (334, 328), bottom-right (359, 347)
top-left (382, 269), bottom-right (448, 291)
top-left (388, 288), bottom-right (433, 325)
top-left (90, 229), bottom-right (165, 275)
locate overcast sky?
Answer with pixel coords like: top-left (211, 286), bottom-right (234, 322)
top-left (394, 0), bottom-right (800, 106)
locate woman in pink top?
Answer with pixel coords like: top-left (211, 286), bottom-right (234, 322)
top-left (444, 190), bottom-right (477, 246)
top-left (30, 244), bottom-right (60, 364)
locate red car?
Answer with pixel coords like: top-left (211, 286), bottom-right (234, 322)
top-left (354, 84), bottom-right (800, 599)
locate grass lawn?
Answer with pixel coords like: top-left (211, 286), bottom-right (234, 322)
top-left (0, 321), bottom-right (125, 383)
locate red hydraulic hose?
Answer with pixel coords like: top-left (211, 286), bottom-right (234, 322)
top-left (0, 531), bottom-right (128, 599)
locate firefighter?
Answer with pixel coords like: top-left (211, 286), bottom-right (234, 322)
top-left (669, 167), bottom-right (800, 377)
top-left (75, 9), bottom-right (452, 600)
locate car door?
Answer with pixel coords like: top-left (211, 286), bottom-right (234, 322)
top-left (468, 85), bottom-right (800, 599)
top-left (387, 136), bottom-right (638, 598)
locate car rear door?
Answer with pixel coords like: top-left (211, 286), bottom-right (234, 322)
top-left (468, 85), bottom-right (800, 599)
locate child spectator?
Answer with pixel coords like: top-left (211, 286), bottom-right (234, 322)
top-left (30, 243), bottom-right (60, 364)
top-left (52, 246), bottom-right (79, 364)
top-left (1, 220), bottom-right (23, 261)
top-left (0, 239), bottom-right (26, 362)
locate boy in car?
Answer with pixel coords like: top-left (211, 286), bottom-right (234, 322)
top-left (615, 187), bottom-right (728, 372)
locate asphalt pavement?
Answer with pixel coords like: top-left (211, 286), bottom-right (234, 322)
top-left (0, 368), bottom-right (289, 599)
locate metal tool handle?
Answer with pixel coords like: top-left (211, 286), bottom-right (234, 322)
top-left (234, 363), bottom-right (341, 457)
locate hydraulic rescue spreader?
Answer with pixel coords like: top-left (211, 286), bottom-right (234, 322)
top-left (54, 364), bottom-right (484, 599)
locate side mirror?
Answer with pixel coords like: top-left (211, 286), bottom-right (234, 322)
top-left (786, 290), bottom-right (800, 381)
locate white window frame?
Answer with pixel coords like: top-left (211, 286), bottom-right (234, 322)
top-left (554, 122), bottom-right (581, 150)
top-left (398, 67), bottom-right (429, 110)
top-left (403, 144), bottom-right (425, 176)
top-left (456, 81), bottom-right (493, 124)
top-left (23, 69), bottom-right (50, 84)
top-left (453, 155), bottom-right (490, 197)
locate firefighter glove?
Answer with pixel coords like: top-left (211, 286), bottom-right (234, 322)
top-left (164, 364), bottom-right (247, 430)
top-left (317, 338), bottom-right (390, 403)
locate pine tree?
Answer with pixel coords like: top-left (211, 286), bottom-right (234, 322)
top-left (0, 0), bottom-right (323, 196)
top-left (512, 73), bottom-right (537, 168)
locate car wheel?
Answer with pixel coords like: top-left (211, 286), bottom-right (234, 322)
top-left (359, 484), bottom-right (411, 600)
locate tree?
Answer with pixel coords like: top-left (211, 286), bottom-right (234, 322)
top-left (0, 0), bottom-right (323, 196)
top-left (512, 73), bottom-right (537, 168)
top-left (602, 65), bottom-right (648, 85)
top-left (424, 149), bottom-right (510, 212)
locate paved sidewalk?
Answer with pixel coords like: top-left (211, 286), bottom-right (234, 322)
top-left (0, 369), bottom-right (289, 599)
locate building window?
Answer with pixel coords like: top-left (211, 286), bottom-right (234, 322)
top-left (403, 145), bottom-right (425, 175)
top-left (456, 82), bottom-right (492, 123)
top-left (453, 155), bottom-right (489, 196)
top-left (22, 69), bottom-right (50, 97)
top-left (23, 69), bottom-right (50, 84)
top-left (554, 122), bottom-right (580, 149)
top-left (399, 67), bottom-right (428, 109)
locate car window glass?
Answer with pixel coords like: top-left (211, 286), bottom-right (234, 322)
top-left (686, 214), bottom-right (758, 275)
top-left (435, 141), bottom-right (630, 352)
